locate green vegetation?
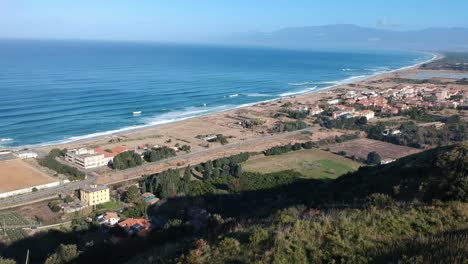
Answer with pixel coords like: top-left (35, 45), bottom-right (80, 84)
top-left (333, 143), bottom-right (468, 202)
top-left (1, 143), bottom-right (466, 264)
top-left (420, 52), bottom-right (468, 71)
top-left (95, 200), bottom-right (120, 211)
top-left (112, 151), bottom-right (143, 170)
top-left (367, 116), bottom-right (467, 148)
top-left (271, 120), bottom-right (307, 132)
top-left (44, 244), bottom-right (81, 264)
top-left (366, 151), bottom-right (381, 165)
top-left (48, 200), bottom-right (62, 213)
top-left (143, 147), bottom-right (176, 162)
top-left (39, 149), bottom-right (85, 181)
top-left (263, 141), bottom-right (313, 156)
top-left (244, 148), bottom-right (360, 179)
top-left (210, 134), bottom-right (229, 145)
top-left (279, 108), bottom-right (309, 119)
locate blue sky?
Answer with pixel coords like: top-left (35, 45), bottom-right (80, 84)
top-left (0, 0), bottom-right (467, 42)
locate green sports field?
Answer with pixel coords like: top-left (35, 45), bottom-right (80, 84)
top-left (243, 148), bottom-right (362, 179)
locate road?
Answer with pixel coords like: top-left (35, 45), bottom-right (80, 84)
top-left (0, 174), bottom-right (96, 210)
top-left (101, 127), bottom-right (318, 184)
top-left (0, 127), bottom-right (322, 209)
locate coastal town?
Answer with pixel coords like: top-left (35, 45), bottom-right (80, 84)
top-left (0, 58), bottom-right (467, 260)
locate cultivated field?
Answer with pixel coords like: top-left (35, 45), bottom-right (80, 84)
top-left (327, 138), bottom-right (422, 162)
top-left (243, 148), bottom-right (362, 179)
top-left (0, 159), bottom-right (57, 193)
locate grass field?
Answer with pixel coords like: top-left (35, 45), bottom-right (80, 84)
top-left (243, 148), bottom-right (362, 179)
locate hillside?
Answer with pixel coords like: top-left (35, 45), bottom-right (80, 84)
top-left (332, 142), bottom-right (468, 202)
top-left (1, 143), bottom-right (467, 263)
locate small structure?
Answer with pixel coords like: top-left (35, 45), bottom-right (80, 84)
top-left (15, 150), bottom-right (38, 159)
top-left (96, 212), bottom-right (120, 226)
top-left (117, 218), bottom-right (151, 236)
top-left (80, 184), bottom-right (110, 206)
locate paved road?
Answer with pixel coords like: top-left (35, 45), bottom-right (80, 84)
top-left (0, 174), bottom-right (96, 210)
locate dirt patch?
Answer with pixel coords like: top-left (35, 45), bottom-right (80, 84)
top-left (14, 201), bottom-right (61, 224)
top-left (327, 138), bottom-right (422, 162)
top-left (0, 159), bottom-right (58, 193)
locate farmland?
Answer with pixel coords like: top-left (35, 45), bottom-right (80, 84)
top-left (0, 211), bottom-right (30, 244)
top-left (0, 159), bottom-right (58, 193)
top-left (326, 138), bottom-right (422, 162)
top-left (243, 148), bottom-right (362, 179)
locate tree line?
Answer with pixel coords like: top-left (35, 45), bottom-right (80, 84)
top-left (39, 149), bottom-right (85, 181)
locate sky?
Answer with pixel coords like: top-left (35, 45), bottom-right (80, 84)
top-left (0, 0), bottom-right (467, 43)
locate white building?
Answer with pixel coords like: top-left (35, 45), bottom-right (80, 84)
top-left (65, 147), bottom-right (127, 169)
top-left (66, 149), bottom-right (109, 169)
top-left (96, 212), bottom-right (120, 226)
top-left (16, 151), bottom-right (38, 159)
top-left (327, 99), bottom-right (340, 105)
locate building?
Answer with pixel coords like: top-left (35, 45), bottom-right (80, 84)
top-left (309, 106), bottom-right (323, 115)
top-left (117, 218), bottom-right (151, 236)
top-left (66, 146), bottom-right (127, 169)
top-left (96, 212), bottom-right (120, 226)
top-left (327, 99), bottom-right (340, 105)
top-left (15, 151), bottom-right (38, 159)
top-left (359, 110), bottom-right (375, 120)
top-left (80, 184), bottom-right (110, 206)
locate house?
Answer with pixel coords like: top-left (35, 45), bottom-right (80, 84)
top-left (141, 192), bottom-right (160, 205)
top-left (80, 184), bottom-right (110, 206)
top-left (96, 212), bottom-right (120, 226)
top-left (359, 110), bottom-right (375, 120)
top-left (15, 151), bottom-right (38, 159)
top-left (117, 218), bottom-right (151, 236)
top-left (327, 99), bottom-right (340, 105)
top-left (309, 106), bottom-right (323, 115)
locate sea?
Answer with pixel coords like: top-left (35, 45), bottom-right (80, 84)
top-left (0, 40), bottom-right (434, 148)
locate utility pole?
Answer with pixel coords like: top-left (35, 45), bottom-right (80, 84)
top-left (3, 218), bottom-right (5, 236)
top-left (25, 249), bottom-right (29, 264)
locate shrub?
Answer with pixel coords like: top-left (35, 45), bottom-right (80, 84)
top-left (112, 151), bottom-right (143, 170)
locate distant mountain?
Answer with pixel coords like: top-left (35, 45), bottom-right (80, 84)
top-left (225, 24), bottom-right (468, 51)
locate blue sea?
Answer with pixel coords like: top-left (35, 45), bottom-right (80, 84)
top-left (0, 40), bottom-right (433, 147)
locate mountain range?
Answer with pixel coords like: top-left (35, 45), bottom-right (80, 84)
top-left (224, 24), bottom-right (468, 51)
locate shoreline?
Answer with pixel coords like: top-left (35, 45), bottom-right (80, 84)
top-left (8, 51), bottom-right (439, 151)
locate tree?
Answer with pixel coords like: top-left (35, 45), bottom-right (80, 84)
top-left (112, 151), bottom-right (143, 170)
top-left (183, 166), bottom-right (192, 182)
top-left (125, 185), bottom-right (141, 203)
top-left (44, 244), bottom-right (80, 264)
top-left (367, 151), bottom-right (381, 165)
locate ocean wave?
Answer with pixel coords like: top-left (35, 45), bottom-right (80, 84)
top-left (342, 68), bottom-right (354, 71)
top-left (224, 93), bottom-right (240, 98)
top-left (0, 138), bottom-right (13, 143)
top-left (245, 93), bottom-right (272, 97)
top-left (288, 81), bottom-right (314, 86)
top-left (279, 86), bottom-right (317, 97)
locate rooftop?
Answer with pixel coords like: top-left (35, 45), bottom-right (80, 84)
top-left (82, 184), bottom-right (109, 193)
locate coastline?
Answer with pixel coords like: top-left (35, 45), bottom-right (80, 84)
top-left (9, 51), bottom-right (439, 152)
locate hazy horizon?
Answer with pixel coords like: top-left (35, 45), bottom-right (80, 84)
top-left (1, 1), bottom-right (468, 44)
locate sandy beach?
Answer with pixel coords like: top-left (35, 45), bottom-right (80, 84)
top-left (32, 53), bottom-right (441, 154)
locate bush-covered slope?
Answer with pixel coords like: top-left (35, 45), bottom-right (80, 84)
top-left (332, 143), bottom-right (468, 202)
